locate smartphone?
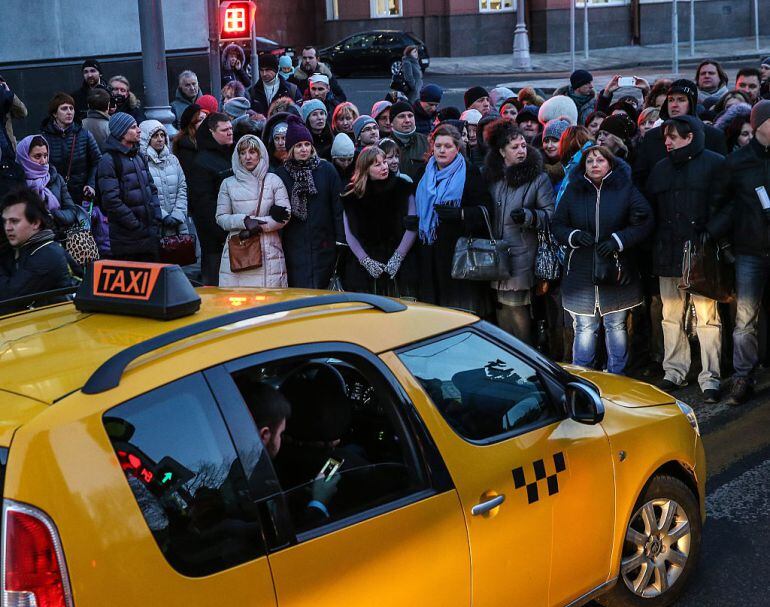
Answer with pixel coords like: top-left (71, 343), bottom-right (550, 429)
top-left (618, 76), bottom-right (635, 88)
top-left (319, 457), bottom-right (344, 482)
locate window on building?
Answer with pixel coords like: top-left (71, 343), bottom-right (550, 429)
top-left (371, 0), bottom-right (402, 18)
top-left (576, 0), bottom-right (631, 6)
top-left (479, 0), bottom-right (514, 12)
top-left (325, 0), bottom-right (339, 20)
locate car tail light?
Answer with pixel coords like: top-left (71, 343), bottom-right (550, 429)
top-left (2, 500), bottom-right (74, 607)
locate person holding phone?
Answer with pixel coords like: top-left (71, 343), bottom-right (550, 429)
top-left (597, 75), bottom-right (650, 116)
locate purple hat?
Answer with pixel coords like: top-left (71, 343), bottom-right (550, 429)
top-left (285, 114), bottom-right (313, 151)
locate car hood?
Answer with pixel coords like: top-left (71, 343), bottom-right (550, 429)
top-left (561, 365), bottom-right (676, 408)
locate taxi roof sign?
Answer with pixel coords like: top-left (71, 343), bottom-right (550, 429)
top-left (75, 261), bottom-right (201, 320)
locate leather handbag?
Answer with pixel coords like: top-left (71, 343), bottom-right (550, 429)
top-left (451, 206), bottom-right (511, 281)
top-left (228, 182), bottom-right (265, 273)
top-left (592, 249), bottom-right (629, 286)
top-left (534, 224), bottom-right (561, 281)
top-left (160, 234), bottom-right (197, 266)
top-left (679, 236), bottom-right (735, 303)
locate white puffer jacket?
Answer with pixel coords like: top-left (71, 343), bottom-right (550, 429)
top-left (139, 120), bottom-right (189, 235)
top-left (216, 135), bottom-right (291, 287)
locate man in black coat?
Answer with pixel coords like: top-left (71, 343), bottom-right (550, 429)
top-left (187, 113), bottom-right (234, 286)
top-left (413, 84), bottom-right (442, 135)
top-left (633, 79), bottom-right (727, 191)
top-left (248, 54), bottom-right (302, 116)
top-left (646, 115), bottom-right (725, 402)
top-left (709, 100), bottom-right (770, 406)
top-left (96, 113), bottom-right (162, 262)
top-left (0, 188), bottom-right (75, 314)
top-left (71, 59), bottom-right (111, 122)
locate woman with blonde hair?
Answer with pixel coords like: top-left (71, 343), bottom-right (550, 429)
top-left (341, 145), bottom-right (418, 296)
top-left (331, 102), bottom-right (359, 141)
top-left (216, 134), bottom-right (291, 287)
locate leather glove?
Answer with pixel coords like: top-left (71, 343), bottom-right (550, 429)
top-left (403, 215), bottom-right (419, 231)
top-left (510, 208), bottom-right (527, 225)
top-left (434, 206), bottom-right (462, 222)
top-left (360, 256), bottom-right (385, 279)
top-left (244, 216), bottom-right (267, 236)
top-left (573, 230), bottom-right (594, 248)
top-left (596, 238), bottom-right (620, 258)
top-left (268, 204), bottom-right (290, 223)
top-left (384, 252), bottom-right (404, 278)
top-left (162, 215), bottom-right (181, 229)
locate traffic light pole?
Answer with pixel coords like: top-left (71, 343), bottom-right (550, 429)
top-left (137, 0), bottom-right (176, 132)
top-left (250, 16), bottom-right (259, 90)
top-left (207, 0), bottom-right (222, 100)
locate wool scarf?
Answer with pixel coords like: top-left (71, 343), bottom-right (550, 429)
top-left (415, 154), bottom-right (466, 244)
top-left (284, 155), bottom-right (321, 221)
top-left (16, 136), bottom-right (60, 211)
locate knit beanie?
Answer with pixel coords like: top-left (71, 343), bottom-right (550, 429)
top-left (259, 53), bottom-right (279, 72)
top-left (285, 115), bottom-right (313, 151)
top-left (197, 95), bottom-right (219, 115)
top-left (300, 99), bottom-right (327, 123)
top-left (352, 115), bottom-right (377, 141)
top-left (460, 109), bottom-right (482, 126)
top-left (599, 113), bottom-right (637, 141)
top-left (390, 100), bottom-right (414, 120)
top-left (464, 86), bottom-right (490, 109)
top-left (179, 103), bottom-right (202, 132)
top-left (224, 96), bottom-right (251, 119)
top-left (661, 79), bottom-right (698, 119)
top-left (516, 105), bottom-right (540, 124)
top-left (331, 133), bottom-right (355, 158)
top-left (543, 119), bottom-right (571, 143)
top-left (278, 55), bottom-right (293, 70)
top-left (309, 73), bottom-right (330, 86)
top-left (538, 95), bottom-right (578, 126)
top-left (109, 112), bottom-right (136, 140)
top-left (436, 106), bottom-right (462, 122)
top-left (610, 100), bottom-right (639, 123)
top-left (82, 58), bottom-right (102, 73)
top-left (751, 100), bottom-right (770, 131)
top-left (490, 87), bottom-right (516, 111)
top-left (272, 122), bottom-right (288, 139)
top-left (420, 84), bottom-right (443, 103)
top-left (371, 100), bottom-right (392, 120)
top-left (763, 57), bottom-right (770, 67)
top-left (570, 69), bottom-right (593, 90)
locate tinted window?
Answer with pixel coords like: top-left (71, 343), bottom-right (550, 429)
top-left (344, 34), bottom-right (375, 50)
top-left (104, 374), bottom-right (268, 576)
top-left (399, 332), bottom-right (558, 441)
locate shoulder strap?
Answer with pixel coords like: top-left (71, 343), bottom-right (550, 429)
top-left (254, 178), bottom-right (266, 216)
top-left (65, 131), bottom-right (77, 182)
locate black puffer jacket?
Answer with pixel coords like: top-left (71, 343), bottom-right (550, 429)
top-left (45, 165), bottom-right (79, 232)
top-left (96, 136), bottom-right (162, 258)
top-left (0, 159), bottom-right (24, 200)
top-left (646, 116), bottom-right (725, 276)
top-left (71, 81), bottom-right (109, 121)
top-left (187, 126), bottom-right (232, 255)
top-left (709, 137), bottom-right (770, 257)
top-left (42, 118), bottom-right (102, 204)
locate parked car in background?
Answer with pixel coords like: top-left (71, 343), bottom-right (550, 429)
top-left (319, 30), bottom-right (430, 77)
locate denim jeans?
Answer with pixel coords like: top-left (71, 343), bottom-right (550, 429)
top-left (571, 309), bottom-right (629, 375)
top-left (733, 254), bottom-right (770, 377)
top-left (659, 276), bottom-right (721, 390)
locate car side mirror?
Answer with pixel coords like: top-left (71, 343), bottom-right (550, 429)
top-left (564, 382), bottom-right (604, 425)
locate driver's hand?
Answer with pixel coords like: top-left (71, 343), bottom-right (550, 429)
top-left (311, 473), bottom-right (340, 505)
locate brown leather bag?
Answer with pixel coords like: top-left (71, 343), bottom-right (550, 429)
top-left (228, 181), bottom-right (264, 273)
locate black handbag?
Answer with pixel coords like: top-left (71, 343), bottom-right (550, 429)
top-left (592, 249), bottom-right (630, 286)
top-left (451, 206), bottom-right (511, 281)
top-left (679, 236), bottom-right (735, 303)
top-left (389, 68), bottom-right (411, 94)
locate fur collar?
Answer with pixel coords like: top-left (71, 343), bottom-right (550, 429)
top-left (485, 144), bottom-right (544, 187)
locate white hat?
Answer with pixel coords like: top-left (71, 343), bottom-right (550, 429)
top-left (308, 73), bottom-right (330, 86)
top-left (331, 133), bottom-right (355, 158)
top-left (459, 109), bottom-right (483, 125)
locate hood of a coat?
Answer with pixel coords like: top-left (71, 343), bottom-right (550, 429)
top-left (665, 115), bottom-right (706, 164)
top-left (174, 87), bottom-right (201, 105)
top-left (221, 43), bottom-right (246, 69)
top-left (231, 134), bottom-right (269, 184)
top-left (139, 120), bottom-right (170, 160)
top-left (713, 102), bottom-right (752, 132)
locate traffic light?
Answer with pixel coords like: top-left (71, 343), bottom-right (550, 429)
top-left (219, 0), bottom-right (256, 40)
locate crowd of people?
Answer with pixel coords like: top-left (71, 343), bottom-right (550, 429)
top-left (3, 48), bottom-right (770, 406)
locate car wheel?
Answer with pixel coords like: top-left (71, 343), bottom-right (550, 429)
top-left (597, 475), bottom-right (701, 607)
top-left (390, 60), bottom-right (402, 76)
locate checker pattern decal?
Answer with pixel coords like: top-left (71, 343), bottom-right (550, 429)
top-left (512, 452), bottom-right (567, 504)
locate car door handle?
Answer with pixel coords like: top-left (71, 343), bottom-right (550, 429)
top-left (471, 494), bottom-right (505, 516)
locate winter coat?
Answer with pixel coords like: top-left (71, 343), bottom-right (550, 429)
top-left (413, 101), bottom-right (434, 135)
top-left (70, 80), bottom-right (109, 121)
top-left (41, 118), bottom-right (101, 205)
top-left (485, 148), bottom-right (555, 292)
top-left (0, 87), bottom-right (16, 162)
top-left (221, 44), bottom-right (251, 88)
top-left (0, 159), bottom-right (23, 201)
top-left (140, 121), bottom-right (189, 236)
top-left (45, 165), bottom-right (79, 231)
top-left (709, 137), bottom-right (770, 257)
top-left (4, 94), bottom-right (27, 152)
top-left (96, 135), bottom-right (162, 258)
top-left (646, 117), bottom-right (725, 277)
top-left (291, 62), bottom-right (347, 102)
top-left (312, 126), bottom-right (335, 161)
top-left (114, 95), bottom-right (146, 124)
top-left (551, 168), bottom-right (653, 316)
top-left (553, 85), bottom-right (596, 126)
top-left (171, 88), bottom-right (202, 128)
top-left (187, 127), bottom-right (233, 255)
top-left (401, 56), bottom-right (423, 104)
top-left (173, 134), bottom-right (198, 182)
top-left (249, 78), bottom-right (302, 116)
top-left (216, 136), bottom-right (290, 287)
top-left (82, 110), bottom-right (111, 152)
top-left (394, 132), bottom-right (429, 182)
top-left (415, 157), bottom-right (495, 316)
top-left (274, 158), bottom-right (344, 289)
top-left (0, 230), bottom-right (75, 314)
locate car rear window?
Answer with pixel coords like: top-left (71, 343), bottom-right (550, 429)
top-left (103, 374), bottom-right (268, 577)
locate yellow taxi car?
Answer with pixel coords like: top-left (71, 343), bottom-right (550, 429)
top-left (0, 261), bottom-right (705, 607)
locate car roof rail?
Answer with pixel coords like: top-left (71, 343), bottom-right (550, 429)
top-left (82, 293), bottom-right (407, 395)
top-left (0, 286), bottom-right (79, 313)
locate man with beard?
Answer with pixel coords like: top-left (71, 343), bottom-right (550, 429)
top-left (71, 59), bottom-right (110, 121)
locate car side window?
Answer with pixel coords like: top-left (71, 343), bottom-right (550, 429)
top-left (230, 353), bottom-right (430, 537)
top-left (103, 374), bottom-right (269, 577)
top-left (345, 34), bottom-right (375, 50)
top-left (398, 331), bottom-right (559, 442)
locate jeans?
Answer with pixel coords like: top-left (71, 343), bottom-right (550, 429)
top-left (733, 254), bottom-right (770, 377)
top-left (659, 276), bottom-right (721, 390)
top-left (572, 309), bottom-right (629, 375)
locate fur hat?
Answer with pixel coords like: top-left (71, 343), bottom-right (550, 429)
top-left (516, 105), bottom-right (540, 124)
top-left (285, 114), bottom-right (313, 151)
top-left (259, 53), bottom-right (279, 72)
top-left (538, 95), bottom-right (578, 126)
top-left (464, 86), bottom-right (490, 109)
top-left (518, 86), bottom-right (545, 107)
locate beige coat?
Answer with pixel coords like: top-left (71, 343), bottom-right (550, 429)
top-left (216, 135), bottom-right (290, 287)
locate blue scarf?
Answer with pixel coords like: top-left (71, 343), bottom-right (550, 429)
top-left (416, 154), bottom-right (467, 244)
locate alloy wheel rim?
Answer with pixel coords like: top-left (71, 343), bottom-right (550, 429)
top-left (391, 60), bottom-right (402, 75)
top-left (620, 498), bottom-right (691, 598)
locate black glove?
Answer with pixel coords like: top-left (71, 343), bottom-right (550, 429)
top-left (162, 215), bottom-right (182, 229)
top-left (510, 208), bottom-right (527, 225)
top-left (596, 238), bottom-right (620, 258)
top-left (573, 230), bottom-right (594, 248)
top-left (403, 215), bottom-right (419, 231)
top-left (244, 216), bottom-right (267, 235)
top-left (268, 204), bottom-right (290, 223)
top-left (434, 206), bottom-right (462, 222)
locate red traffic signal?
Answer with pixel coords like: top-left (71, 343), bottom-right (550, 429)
top-left (220, 0), bottom-right (255, 40)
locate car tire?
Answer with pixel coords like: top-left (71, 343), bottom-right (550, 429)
top-left (390, 60), bottom-right (402, 76)
top-left (597, 475), bottom-right (701, 607)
